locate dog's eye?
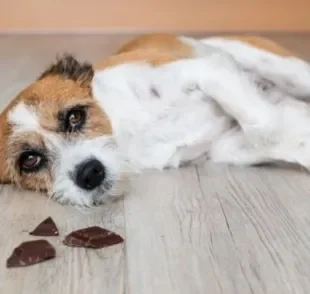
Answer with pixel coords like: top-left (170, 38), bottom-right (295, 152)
top-left (65, 108), bottom-right (86, 132)
top-left (19, 151), bottom-right (45, 173)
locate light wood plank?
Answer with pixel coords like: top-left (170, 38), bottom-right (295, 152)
top-left (125, 164), bottom-right (310, 294)
top-left (125, 167), bottom-right (223, 294)
top-left (197, 163), bottom-right (310, 293)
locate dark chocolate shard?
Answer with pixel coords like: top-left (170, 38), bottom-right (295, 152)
top-left (63, 226), bottom-right (124, 249)
top-left (29, 217), bottom-right (59, 236)
top-left (6, 240), bottom-right (56, 268)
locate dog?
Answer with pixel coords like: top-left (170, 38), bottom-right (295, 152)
top-left (1, 33), bottom-right (310, 207)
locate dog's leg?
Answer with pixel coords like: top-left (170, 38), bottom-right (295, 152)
top-left (202, 39), bottom-right (310, 98)
top-left (246, 56), bottom-right (310, 99)
top-left (161, 53), bottom-right (281, 146)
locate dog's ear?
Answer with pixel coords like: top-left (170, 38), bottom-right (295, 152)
top-left (38, 53), bottom-right (94, 87)
top-left (0, 112), bottom-right (11, 184)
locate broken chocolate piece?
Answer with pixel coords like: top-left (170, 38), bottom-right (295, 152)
top-left (63, 226), bottom-right (124, 249)
top-left (6, 240), bottom-right (56, 268)
top-left (29, 217), bottom-right (59, 236)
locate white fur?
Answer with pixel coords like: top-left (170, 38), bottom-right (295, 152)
top-left (92, 60), bottom-right (232, 170)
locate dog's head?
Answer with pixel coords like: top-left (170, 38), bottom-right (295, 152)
top-left (0, 54), bottom-right (128, 207)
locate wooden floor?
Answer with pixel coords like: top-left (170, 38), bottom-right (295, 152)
top-left (1, 33), bottom-right (310, 294)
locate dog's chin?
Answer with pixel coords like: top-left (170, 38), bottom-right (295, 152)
top-left (51, 177), bottom-right (130, 208)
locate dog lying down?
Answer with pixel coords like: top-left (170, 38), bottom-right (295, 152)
top-left (1, 33), bottom-right (310, 207)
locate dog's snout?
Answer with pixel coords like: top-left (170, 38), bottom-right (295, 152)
top-left (75, 159), bottom-right (106, 190)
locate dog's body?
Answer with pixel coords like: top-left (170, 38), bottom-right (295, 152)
top-left (2, 33), bottom-right (310, 206)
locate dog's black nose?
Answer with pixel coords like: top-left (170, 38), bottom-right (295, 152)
top-left (75, 159), bottom-right (105, 190)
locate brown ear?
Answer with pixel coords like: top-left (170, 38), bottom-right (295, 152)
top-left (0, 112), bottom-right (11, 184)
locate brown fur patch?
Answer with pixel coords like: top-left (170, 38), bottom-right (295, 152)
top-left (115, 33), bottom-right (192, 55)
top-left (94, 50), bottom-right (189, 70)
top-left (225, 35), bottom-right (296, 57)
top-left (21, 75), bottom-right (112, 135)
top-left (94, 33), bottom-right (193, 70)
top-left (0, 115), bottom-right (12, 184)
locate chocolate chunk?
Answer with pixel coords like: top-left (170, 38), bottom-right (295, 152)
top-left (63, 226), bottom-right (124, 249)
top-left (29, 217), bottom-right (59, 236)
top-left (6, 240), bottom-right (56, 268)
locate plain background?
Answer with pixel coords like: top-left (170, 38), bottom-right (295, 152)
top-left (0, 0), bottom-right (310, 32)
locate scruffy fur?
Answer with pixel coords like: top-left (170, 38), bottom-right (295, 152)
top-left (39, 53), bottom-right (94, 84)
top-left (1, 33), bottom-right (310, 207)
